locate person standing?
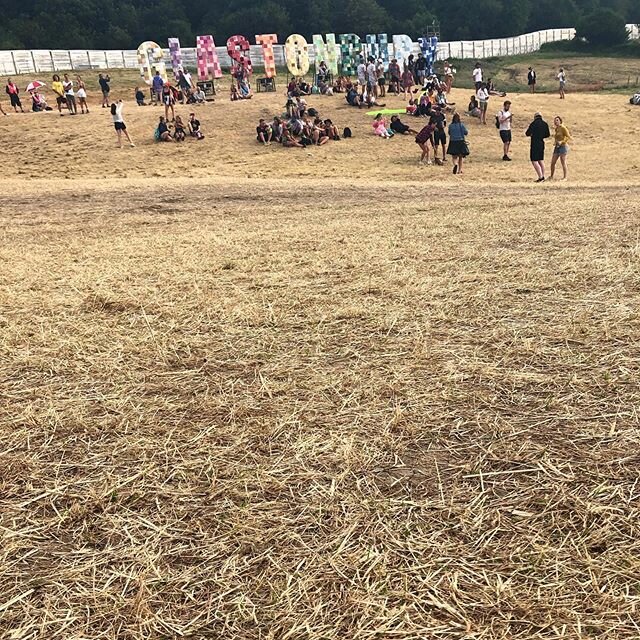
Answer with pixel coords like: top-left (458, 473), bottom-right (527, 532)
top-left (356, 57), bottom-right (367, 98)
top-left (152, 71), bottom-right (164, 105)
top-left (376, 59), bottom-right (386, 98)
top-left (111, 100), bottom-right (135, 148)
top-left (401, 66), bottom-right (414, 101)
top-left (443, 60), bottom-right (455, 93)
top-left (5, 79), bottom-right (24, 113)
top-left (76, 75), bottom-right (89, 114)
top-left (5, 79), bottom-right (23, 113)
top-left (549, 116), bottom-right (571, 180)
top-left (162, 84), bottom-right (175, 121)
top-left (388, 58), bottom-right (401, 94)
top-left (525, 112), bottom-right (551, 182)
top-left (497, 100), bottom-right (513, 161)
top-left (51, 74), bottom-right (66, 115)
top-left (527, 67), bottom-right (536, 93)
top-left (476, 82), bottom-right (489, 125)
top-left (472, 62), bottom-right (483, 90)
top-left (62, 74), bottom-right (77, 114)
top-left (366, 57), bottom-right (378, 100)
top-left (98, 73), bottom-right (111, 108)
top-left (447, 113), bottom-right (469, 175)
top-left (557, 68), bottom-right (566, 99)
top-left (415, 53), bottom-right (427, 86)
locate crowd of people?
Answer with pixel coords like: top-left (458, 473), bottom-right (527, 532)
top-left (1, 58), bottom-right (574, 179)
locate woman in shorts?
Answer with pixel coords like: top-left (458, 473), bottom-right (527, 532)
top-left (76, 76), bottom-right (89, 114)
top-left (549, 116), bottom-right (571, 180)
top-left (162, 84), bottom-right (175, 121)
top-left (476, 82), bottom-right (489, 125)
top-left (111, 100), bottom-right (135, 148)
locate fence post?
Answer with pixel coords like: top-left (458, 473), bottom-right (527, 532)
top-left (448, 43), bottom-right (451, 59)
top-left (491, 40), bottom-right (494, 57)
top-left (30, 51), bottom-right (37, 73)
top-left (460, 41), bottom-right (463, 59)
top-left (104, 51), bottom-right (109, 68)
top-left (87, 50), bottom-right (91, 67)
top-left (10, 51), bottom-right (18, 75)
top-left (472, 42), bottom-right (476, 59)
top-left (68, 50), bottom-right (73, 70)
top-left (122, 51), bottom-right (126, 68)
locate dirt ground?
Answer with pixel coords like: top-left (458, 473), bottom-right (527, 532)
top-left (1, 75), bottom-right (640, 639)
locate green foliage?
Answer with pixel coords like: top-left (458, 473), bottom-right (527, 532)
top-left (0, 0), bottom-right (636, 49)
top-left (576, 8), bottom-right (629, 46)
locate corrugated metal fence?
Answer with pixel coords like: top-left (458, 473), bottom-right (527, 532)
top-left (0, 26), bottom-right (637, 76)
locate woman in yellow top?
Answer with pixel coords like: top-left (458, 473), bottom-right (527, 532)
top-left (550, 116), bottom-right (571, 180)
top-left (51, 74), bottom-right (66, 115)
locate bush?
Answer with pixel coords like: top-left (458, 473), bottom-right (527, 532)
top-left (576, 8), bottom-right (629, 47)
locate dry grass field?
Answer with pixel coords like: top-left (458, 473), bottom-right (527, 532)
top-left (1, 68), bottom-right (640, 639)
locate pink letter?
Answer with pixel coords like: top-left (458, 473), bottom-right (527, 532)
top-left (196, 34), bottom-right (223, 80)
top-left (227, 35), bottom-right (253, 75)
top-left (255, 34), bottom-right (278, 78)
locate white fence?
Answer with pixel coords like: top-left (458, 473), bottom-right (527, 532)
top-left (0, 25), bottom-right (638, 76)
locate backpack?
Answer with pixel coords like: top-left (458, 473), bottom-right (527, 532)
top-left (343, 127), bottom-right (352, 138)
top-left (631, 94), bottom-right (640, 105)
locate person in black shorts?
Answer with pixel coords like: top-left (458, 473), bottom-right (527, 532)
top-left (430, 106), bottom-right (447, 164)
top-left (525, 112), bottom-right (550, 182)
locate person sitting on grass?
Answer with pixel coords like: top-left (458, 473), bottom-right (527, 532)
top-left (256, 118), bottom-right (272, 145)
top-left (174, 115), bottom-right (187, 142)
top-left (373, 113), bottom-right (393, 138)
top-left (272, 117), bottom-right (284, 143)
top-left (312, 118), bottom-right (330, 145)
top-left (390, 115), bottom-right (418, 135)
top-left (282, 127), bottom-right (305, 147)
top-left (333, 76), bottom-right (348, 93)
top-left (323, 119), bottom-right (340, 140)
top-left (467, 95), bottom-right (481, 118)
top-left (155, 116), bottom-right (173, 142)
top-left (230, 83), bottom-right (240, 101)
top-left (193, 86), bottom-right (206, 103)
top-left (188, 113), bottom-right (204, 139)
top-left (487, 78), bottom-right (506, 97)
top-left (31, 90), bottom-right (50, 112)
top-left (346, 86), bottom-right (362, 108)
top-left (239, 79), bottom-right (252, 99)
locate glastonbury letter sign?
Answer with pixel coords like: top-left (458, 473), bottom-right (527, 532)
top-left (138, 32), bottom-right (435, 83)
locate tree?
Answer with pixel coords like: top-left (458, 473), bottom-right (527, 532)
top-left (576, 7), bottom-right (628, 46)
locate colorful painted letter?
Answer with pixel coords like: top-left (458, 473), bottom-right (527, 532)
top-left (284, 34), bottom-right (309, 77)
top-left (365, 33), bottom-right (389, 69)
top-left (312, 33), bottom-right (338, 76)
top-left (227, 35), bottom-right (253, 74)
top-left (255, 33), bottom-right (278, 78)
top-left (418, 36), bottom-right (439, 74)
top-left (392, 35), bottom-right (414, 70)
top-left (137, 41), bottom-right (167, 85)
top-left (196, 34), bottom-right (223, 80)
top-left (338, 34), bottom-right (362, 75)
top-left (168, 38), bottom-right (182, 80)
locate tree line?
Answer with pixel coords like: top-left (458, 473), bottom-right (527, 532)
top-left (0, 0), bottom-right (636, 50)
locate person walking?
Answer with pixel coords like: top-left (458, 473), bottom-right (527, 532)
top-left (447, 112), bottom-right (469, 175)
top-left (99, 73), bottom-right (111, 107)
top-left (111, 100), bottom-right (135, 148)
top-left (5, 79), bottom-right (24, 113)
top-left (549, 116), bottom-right (571, 180)
top-left (527, 67), bottom-right (536, 93)
top-left (497, 100), bottom-right (513, 161)
top-left (557, 68), bottom-right (566, 99)
top-left (525, 112), bottom-right (551, 182)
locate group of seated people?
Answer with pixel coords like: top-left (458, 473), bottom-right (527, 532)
top-left (136, 84), bottom-right (207, 106)
top-left (405, 85), bottom-right (454, 117)
top-left (467, 78), bottom-right (507, 118)
top-left (154, 112), bottom-right (204, 142)
top-left (256, 99), bottom-right (346, 148)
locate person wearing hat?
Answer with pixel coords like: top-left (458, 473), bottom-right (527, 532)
top-left (525, 112), bottom-right (551, 182)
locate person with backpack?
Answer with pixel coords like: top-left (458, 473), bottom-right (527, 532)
top-left (525, 112), bottom-right (551, 182)
top-left (497, 100), bottom-right (512, 161)
top-left (5, 79), bottom-right (24, 113)
top-left (527, 67), bottom-right (536, 94)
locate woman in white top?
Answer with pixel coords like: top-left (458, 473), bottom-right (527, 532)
top-left (558, 68), bottom-right (566, 99)
top-left (75, 75), bottom-right (88, 114)
top-left (476, 82), bottom-right (489, 125)
top-left (111, 100), bottom-right (135, 148)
